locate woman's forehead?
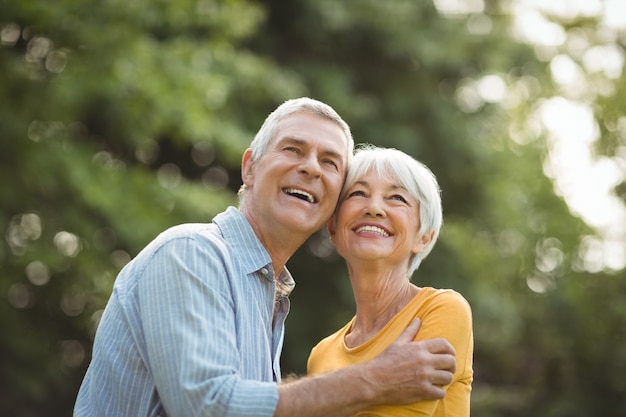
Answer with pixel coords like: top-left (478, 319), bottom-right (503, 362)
top-left (349, 164), bottom-right (402, 186)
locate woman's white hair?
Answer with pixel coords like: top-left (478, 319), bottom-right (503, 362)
top-left (336, 144), bottom-right (443, 277)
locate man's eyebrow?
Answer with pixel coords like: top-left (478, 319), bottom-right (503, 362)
top-left (279, 137), bottom-right (345, 161)
top-left (323, 148), bottom-right (344, 161)
top-left (278, 137), bottom-right (306, 147)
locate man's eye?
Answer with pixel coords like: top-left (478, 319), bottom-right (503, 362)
top-left (323, 159), bottom-right (338, 169)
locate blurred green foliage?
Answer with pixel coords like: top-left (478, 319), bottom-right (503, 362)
top-left (1, 0), bottom-right (625, 416)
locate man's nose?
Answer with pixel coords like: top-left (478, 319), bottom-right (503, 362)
top-left (299, 154), bottom-right (322, 178)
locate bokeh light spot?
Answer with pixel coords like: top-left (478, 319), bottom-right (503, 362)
top-left (25, 261), bottom-right (50, 286)
top-left (54, 231), bottom-right (82, 257)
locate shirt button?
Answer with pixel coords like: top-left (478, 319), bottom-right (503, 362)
top-left (261, 268), bottom-right (269, 275)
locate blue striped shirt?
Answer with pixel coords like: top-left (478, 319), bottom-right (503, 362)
top-left (75, 207), bottom-right (293, 417)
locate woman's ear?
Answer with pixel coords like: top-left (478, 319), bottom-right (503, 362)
top-left (241, 148), bottom-right (255, 187)
top-left (411, 231), bottom-right (434, 254)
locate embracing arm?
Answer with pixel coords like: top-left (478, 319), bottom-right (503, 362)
top-left (274, 319), bottom-right (456, 417)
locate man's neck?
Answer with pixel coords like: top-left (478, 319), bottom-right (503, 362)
top-left (240, 205), bottom-right (308, 275)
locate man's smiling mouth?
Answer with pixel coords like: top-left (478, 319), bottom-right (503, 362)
top-left (283, 188), bottom-right (316, 203)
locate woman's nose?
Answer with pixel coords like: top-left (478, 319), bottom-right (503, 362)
top-left (365, 198), bottom-right (385, 217)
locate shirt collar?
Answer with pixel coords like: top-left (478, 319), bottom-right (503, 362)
top-left (212, 207), bottom-right (295, 293)
top-left (213, 207), bottom-right (296, 295)
top-left (213, 207), bottom-right (272, 275)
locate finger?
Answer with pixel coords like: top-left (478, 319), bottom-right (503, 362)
top-left (432, 369), bottom-right (455, 387)
top-left (434, 352), bottom-right (456, 374)
top-left (422, 384), bottom-right (446, 400)
top-left (396, 318), bottom-right (422, 343)
top-left (427, 385), bottom-right (446, 400)
top-left (422, 337), bottom-right (456, 356)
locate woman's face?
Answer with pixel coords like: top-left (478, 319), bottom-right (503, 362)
top-left (329, 170), bottom-right (429, 267)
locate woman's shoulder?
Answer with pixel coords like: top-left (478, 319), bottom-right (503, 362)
top-left (417, 287), bottom-right (472, 315)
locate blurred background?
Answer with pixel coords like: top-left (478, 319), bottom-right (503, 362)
top-left (1, 0), bottom-right (625, 415)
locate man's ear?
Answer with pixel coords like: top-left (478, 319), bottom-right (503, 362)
top-left (241, 148), bottom-right (255, 187)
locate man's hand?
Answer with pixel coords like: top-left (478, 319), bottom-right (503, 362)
top-left (274, 319), bottom-right (456, 417)
top-left (361, 318), bottom-right (456, 405)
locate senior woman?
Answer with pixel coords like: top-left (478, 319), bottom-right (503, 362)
top-left (307, 145), bottom-right (473, 416)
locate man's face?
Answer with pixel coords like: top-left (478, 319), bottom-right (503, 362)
top-left (242, 112), bottom-right (348, 238)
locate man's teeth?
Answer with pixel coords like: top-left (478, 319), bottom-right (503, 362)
top-left (284, 188), bottom-right (315, 203)
top-left (355, 225), bottom-right (389, 236)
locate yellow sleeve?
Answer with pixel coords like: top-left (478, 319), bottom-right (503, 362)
top-left (414, 290), bottom-right (474, 417)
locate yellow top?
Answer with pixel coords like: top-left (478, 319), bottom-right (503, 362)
top-left (307, 287), bottom-right (473, 417)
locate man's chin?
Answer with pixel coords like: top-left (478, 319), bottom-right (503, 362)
top-left (285, 215), bottom-right (326, 235)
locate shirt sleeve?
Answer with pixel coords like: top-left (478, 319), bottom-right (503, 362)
top-left (137, 235), bottom-right (279, 417)
top-left (411, 290), bottom-right (474, 417)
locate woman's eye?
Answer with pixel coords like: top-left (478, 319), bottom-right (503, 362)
top-left (348, 190), bottom-right (365, 198)
top-left (391, 194), bottom-right (408, 203)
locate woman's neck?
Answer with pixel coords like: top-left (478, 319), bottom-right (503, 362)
top-left (345, 264), bottom-right (419, 348)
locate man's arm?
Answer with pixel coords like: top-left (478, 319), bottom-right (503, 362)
top-left (274, 319), bottom-right (455, 417)
top-left (140, 237), bottom-right (279, 417)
